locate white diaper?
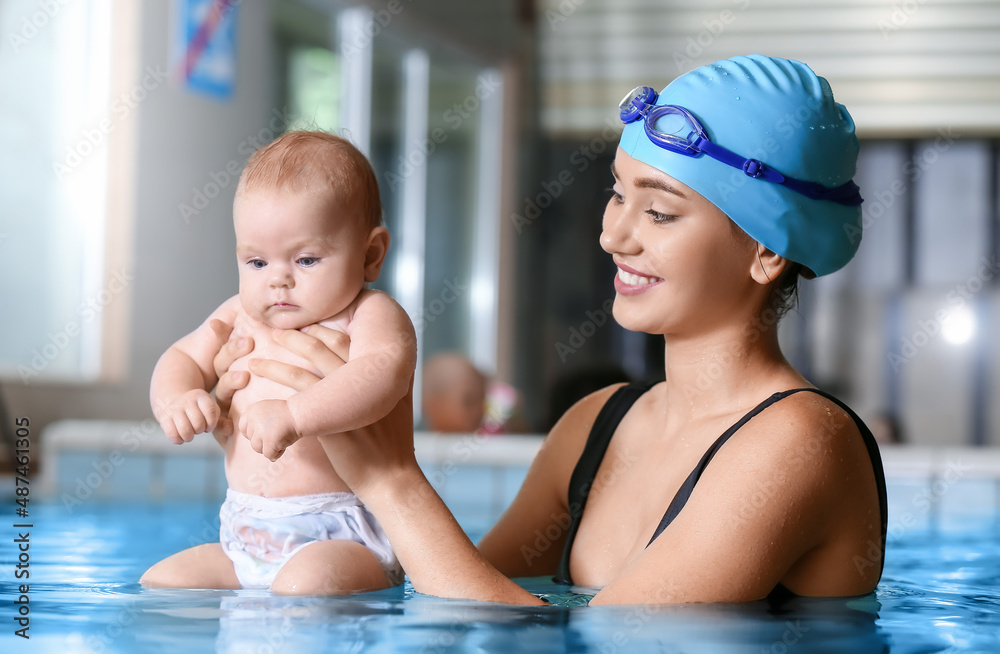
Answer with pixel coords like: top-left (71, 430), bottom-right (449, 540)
top-left (219, 489), bottom-right (403, 590)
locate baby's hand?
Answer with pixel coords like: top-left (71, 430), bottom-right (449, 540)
top-left (156, 389), bottom-right (220, 444)
top-left (240, 399), bottom-right (300, 462)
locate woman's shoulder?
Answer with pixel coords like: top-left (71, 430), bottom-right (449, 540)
top-left (718, 387), bottom-right (868, 480)
top-left (538, 383), bottom-right (631, 459)
top-left (552, 382), bottom-right (630, 431)
top-left (756, 388), bottom-right (863, 444)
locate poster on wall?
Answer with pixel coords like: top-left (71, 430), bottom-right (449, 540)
top-left (170, 0), bottom-right (238, 100)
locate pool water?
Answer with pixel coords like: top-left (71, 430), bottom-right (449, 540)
top-left (2, 500), bottom-right (999, 653)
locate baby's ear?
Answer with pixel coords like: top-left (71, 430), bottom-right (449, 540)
top-left (363, 226), bottom-right (390, 282)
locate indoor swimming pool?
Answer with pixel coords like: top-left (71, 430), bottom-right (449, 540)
top-left (4, 423), bottom-right (998, 652)
top-left (2, 490), bottom-right (999, 653)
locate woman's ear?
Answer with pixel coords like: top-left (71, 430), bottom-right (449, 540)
top-left (751, 243), bottom-right (789, 286)
top-left (363, 227), bottom-right (390, 282)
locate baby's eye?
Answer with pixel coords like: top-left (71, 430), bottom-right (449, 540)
top-left (297, 257), bottom-right (319, 267)
top-left (248, 259), bottom-right (267, 270)
top-left (606, 187), bottom-right (624, 204)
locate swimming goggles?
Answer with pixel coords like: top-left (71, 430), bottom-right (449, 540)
top-left (619, 86), bottom-right (863, 206)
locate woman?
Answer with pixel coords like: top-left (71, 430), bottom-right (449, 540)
top-left (211, 55), bottom-right (886, 605)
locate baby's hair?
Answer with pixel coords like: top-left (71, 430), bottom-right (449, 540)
top-left (236, 130), bottom-right (382, 229)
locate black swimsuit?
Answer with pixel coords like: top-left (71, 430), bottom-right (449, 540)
top-left (554, 382), bottom-right (888, 598)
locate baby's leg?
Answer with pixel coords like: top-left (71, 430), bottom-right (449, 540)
top-left (140, 543), bottom-right (240, 589)
top-left (270, 540), bottom-right (391, 596)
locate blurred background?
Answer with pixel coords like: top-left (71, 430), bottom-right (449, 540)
top-left (1, 0), bottom-right (999, 465)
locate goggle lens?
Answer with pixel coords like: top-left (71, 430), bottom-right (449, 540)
top-left (619, 86), bottom-right (657, 122)
top-left (648, 107), bottom-right (699, 149)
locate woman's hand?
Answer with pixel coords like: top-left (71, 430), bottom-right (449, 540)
top-left (209, 322), bottom-right (352, 440)
top-left (241, 325), bottom-right (417, 489)
top-left (209, 319), bottom-right (252, 441)
top-left (253, 325), bottom-right (351, 390)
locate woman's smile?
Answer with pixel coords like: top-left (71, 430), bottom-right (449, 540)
top-left (614, 260), bottom-right (664, 295)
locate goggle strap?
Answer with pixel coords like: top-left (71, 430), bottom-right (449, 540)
top-left (781, 177), bottom-right (864, 206)
top-left (696, 140), bottom-right (785, 185)
top-left (700, 139), bottom-right (862, 206)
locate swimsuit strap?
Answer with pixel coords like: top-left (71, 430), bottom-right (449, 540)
top-left (555, 385), bottom-right (888, 588)
top-left (555, 381), bottom-right (657, 584)
top-left (646, 387), bottom-right (810, 544)
top-left (646, 387), bottom-right (888, 584)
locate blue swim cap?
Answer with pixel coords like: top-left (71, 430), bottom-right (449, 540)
top-left (619, 55), bottom-right (862, 277)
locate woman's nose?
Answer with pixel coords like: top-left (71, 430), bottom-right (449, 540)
top-left (600, 205), bottom-right (639, 255)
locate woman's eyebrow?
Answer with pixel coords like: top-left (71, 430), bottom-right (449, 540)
top-left (609, 161), bottom-right (687, 199)
top-left (634, 176), bottom-right (688, 199)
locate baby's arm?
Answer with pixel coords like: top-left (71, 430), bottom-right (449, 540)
top-left (151, 296), bottom-right (241, 444)
top-left (240, 291), bottom-right (416, 460)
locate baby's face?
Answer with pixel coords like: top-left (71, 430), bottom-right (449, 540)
top-left (234, 189), bottom-right (369, 329)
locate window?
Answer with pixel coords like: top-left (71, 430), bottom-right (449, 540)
top-left (0, 0), bottom-right (133, 384)
top-left (279, 3), bottom-right (505, 417)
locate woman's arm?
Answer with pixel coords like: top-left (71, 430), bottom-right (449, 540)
top-left (229, 325), bottom-right (543, 604)
top-left (477, 385), bottom-right (623, 577)
top-left (322, 395), bottom-right (546, 604)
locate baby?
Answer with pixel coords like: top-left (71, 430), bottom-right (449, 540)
top-left (421, 352), bottom-right (487, 433)
top-left (140, 131), bottom-right (416, 595)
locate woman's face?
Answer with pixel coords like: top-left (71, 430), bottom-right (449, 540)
top-left (601, 147), bottom-right (760, 337)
